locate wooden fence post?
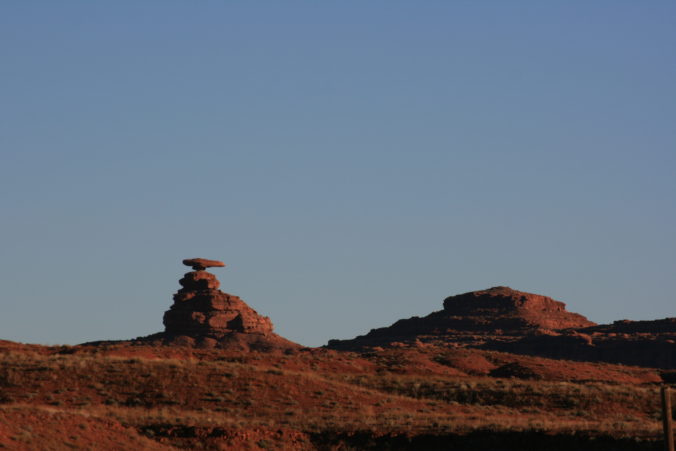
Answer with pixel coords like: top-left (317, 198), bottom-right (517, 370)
top-left (662, 385), bottom-right (674, 451)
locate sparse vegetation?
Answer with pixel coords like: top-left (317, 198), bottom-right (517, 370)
top-left (0, 342), bottom-right (669, 449)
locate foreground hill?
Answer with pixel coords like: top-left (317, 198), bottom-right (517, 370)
top-left (0, 340), bottom-right (669, 450)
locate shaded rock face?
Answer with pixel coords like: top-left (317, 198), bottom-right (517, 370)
top-left (327, 287), bottom-right (595, 351)
top-left (492, 318), bottom-right (676, 369)
top-left (163, 270), bottom-right (273, 336)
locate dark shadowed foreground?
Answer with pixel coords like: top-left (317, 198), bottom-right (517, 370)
top-left (0, 340), bottom-right (670, 450)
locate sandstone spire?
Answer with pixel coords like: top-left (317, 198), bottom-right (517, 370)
top-left (135, 258), bottom-right (300, 351)
top-left (163, 258), bottom-right (273, 335)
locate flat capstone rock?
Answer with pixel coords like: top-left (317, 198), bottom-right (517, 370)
top-left (183, 258), bottom-right (226, 271)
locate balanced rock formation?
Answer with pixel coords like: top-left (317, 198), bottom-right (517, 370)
top-left (137, 258), bottom-right (300, 352)
top-left (163, 262), bottom-right (274, 336)
top-left (327, 287), bottom-right (596, 351)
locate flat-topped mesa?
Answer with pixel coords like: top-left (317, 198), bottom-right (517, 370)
top-left (326, 287), bottom-right (596, 351)
top-left (163, 259), bottom-right (273, 337)
top-left (442, 286), bottom-right (596, 330)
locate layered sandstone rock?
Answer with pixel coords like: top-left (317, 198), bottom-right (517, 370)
top-left (163, 269), bottom-right (273, 335)
top-left (136, 259), bottom-right (299, 351)
top-left (326, 286), bottom-right (675, 369)
top-left (441, 287), bottom-right (596, 331)
top-left (327, 287), bottom-right (596, 350)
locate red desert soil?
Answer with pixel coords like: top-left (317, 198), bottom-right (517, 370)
top-left (0, 340), bottom-right (668, 450)
top-left (0, 406), bottom-right (168, 450)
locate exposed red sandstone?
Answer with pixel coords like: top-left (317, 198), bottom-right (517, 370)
top-left (441, 287), bottom-right (596, 331)
top-left (326, 286), bottom-right (675, 369)
top-left (135, 259), bottom-right (299, 351)
top-left (327, 287), bottom-right (595, 351)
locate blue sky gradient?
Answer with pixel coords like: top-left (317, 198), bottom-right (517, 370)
top-left (1, 2), bottom-right (675, 346)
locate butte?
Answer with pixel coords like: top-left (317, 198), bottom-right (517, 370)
top-left (326, 286), bottom-right (596, 350)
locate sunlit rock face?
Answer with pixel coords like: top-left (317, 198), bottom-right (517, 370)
top-left (133, 258), bottom-right (300, 352)
top-left (163, 268), bottom-right (273, 336)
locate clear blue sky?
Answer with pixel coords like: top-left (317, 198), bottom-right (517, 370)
top-left (1, 2), bottom-right (674, 347)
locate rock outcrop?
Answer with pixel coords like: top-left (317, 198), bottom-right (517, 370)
top-left (492, 317), bottom-right (676, 369)
top-left (326, 286), bottom-right (675, 369)
top-left (328, 287), bottom-right (594, 351)
top-left (163, 268), bottom-right (274, 336)
top-left (182, 258), bottom-right (226, 271)
top-left (136, 259), bottom-right (300, 352)
top-left (440, 287), bottom-right (596, 331)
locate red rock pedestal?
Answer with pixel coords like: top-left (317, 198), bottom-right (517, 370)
top-left (163, 270), bottom-right (273, 335)
top-left (133, 258), bottom-right (301, 352)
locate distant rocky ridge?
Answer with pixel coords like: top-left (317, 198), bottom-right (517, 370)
top-left (327, 286), bottom-right (676, 369)
top-left (328, 287), bottom-right (595, 349)
top-left (493, 317), bottom-right (676, 369)
top-left (135, 258), bottom-right (300, 352)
